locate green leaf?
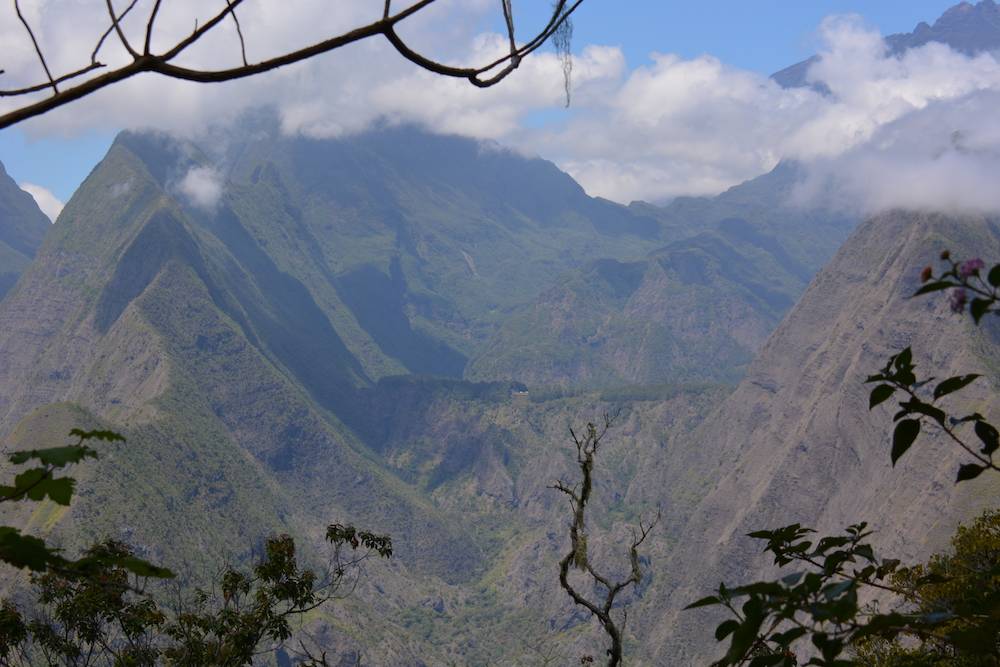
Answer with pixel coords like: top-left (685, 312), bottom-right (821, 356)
top-left (112, 556), bottom-right (174, 579)
top-left (989, 264), bottom-right (1000, 287)
top-left (771, 627), bottom-right (808, 647)
top-left (685, 595), bottom-right (721, 609)
top-left (868, 385), bottom-right (895, 410)
top-left (715, 619), bottom-right (739, 641)
top-left (970, 298), bottom-right (991, 324)
top-left (891, 420), bottom-right (920, 465)
top-left (933, 374), bottom-right (980, 399)
top-left (956, 464), bottom-right (985, 483)
top-left (9, 470), bottom-right (75, 505)
top-left (8, 445), bottom-right (98, 467)
top-left (912, 281), bottom-right (954, 296)
top-left (899, 399), bottom-right (945, 424)
top-left (34, 478), bottom-right (74, 505)
top-left (893, 347), bottom-right (913, 370)
top-left (974, 420), bottom-right (999, 456)
top-left (68, 429), bottom-right (125, 443)
top-left (0, 528), bottom-right (64, 572)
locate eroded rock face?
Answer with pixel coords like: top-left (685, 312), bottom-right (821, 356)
top-left (640, 210), bottom-right (1000, 663)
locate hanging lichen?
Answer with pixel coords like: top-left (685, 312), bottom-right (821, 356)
top-left (551, 2), bottom-right (574, 107)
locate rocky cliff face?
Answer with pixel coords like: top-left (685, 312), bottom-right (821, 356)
top-left (637, 210), bottom-right (1000, 662)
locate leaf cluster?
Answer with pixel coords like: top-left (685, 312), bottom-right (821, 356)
top-left (866, 347), bottom-right (998, 482)
top-left (0, 429), bottom-right (170, 580)
top-left (0, 524), bottom-right (392, 666)
top-left (915, 251), bottom-right (1000, 324)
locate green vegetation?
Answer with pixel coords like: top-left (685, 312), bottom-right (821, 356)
top-left (0, 525), bottom-right (391, 665)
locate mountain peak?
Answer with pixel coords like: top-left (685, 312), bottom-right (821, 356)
top-left (773, 0), bottom-right (1000, 89)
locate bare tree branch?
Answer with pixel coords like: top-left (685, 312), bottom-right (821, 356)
top-left (144, 0), bottom-right (164, 55)
top-left (13, 0), bottom-right (58, 93)
top-left (0, 0), bottom-right (584, 129)
top-left (226, 0), bottom-right (249, 67)
top-left (104, 0), bottom-right (140, 58)
top-left (551, 411), bottom-right (659, 667)
top-left (92, 0), bottom-right (141, 63)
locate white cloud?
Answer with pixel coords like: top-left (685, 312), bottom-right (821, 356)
top-left (791, 91), bottom-right (1000, 215)
top-left (5, 4), bottom-right (1000, 212)
top-left (176, 166), bottom-right (223, 210)
top-left (19, 182), bottom-right (63, 222)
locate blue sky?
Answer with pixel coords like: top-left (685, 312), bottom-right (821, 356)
top-left (0, 0), bottom-right (961, 204)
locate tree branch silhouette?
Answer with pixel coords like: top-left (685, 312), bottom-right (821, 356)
top-left (0, 0), bottom-right (583, 129)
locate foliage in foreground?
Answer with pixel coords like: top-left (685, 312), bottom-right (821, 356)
top-left (694, 251), bottom-right (1000, 666)
top-left (0, 429), bottom-right (171, 581)
top-left (0, 525), bottom-right (391, 666)
top-left (0, 424), bottom-right (392, 665)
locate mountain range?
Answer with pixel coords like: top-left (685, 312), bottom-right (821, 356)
top-left (0, 2), bottom-right (998, 663)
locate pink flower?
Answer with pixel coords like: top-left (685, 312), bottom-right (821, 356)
top-left (950, 288), bottom-right (968, 313)
top-left (958, 258), bottom-right (985, 279)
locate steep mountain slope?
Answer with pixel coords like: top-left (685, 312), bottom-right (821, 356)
top-left (8, 125), bottom-right (981, 664)
top-left (0, 134), bottom-right (500, 663)
top-left (774, 0), bottom-right (1000, 88)
top-left (0, 125), bottom-right (753, 663)
top-left (629, 210), bottom-right (1000, 662)
top-left (0, 161), bottom-right (50, 298)
top-left (469, 163), bottom-right (854, 387)
top-left (218, 123), bottom-right (662, 378)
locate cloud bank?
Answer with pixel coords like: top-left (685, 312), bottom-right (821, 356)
top-left (19, 183), bottom-right (63, 222)
top-left (4, 4), bottom-right (1000, 213)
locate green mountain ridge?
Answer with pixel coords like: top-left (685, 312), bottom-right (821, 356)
top-left (0, 161), bottom-right (51, 300)
top-left (3, 126), bottom-right (968, 664)
top-left (468, 162), bottom-right (855, 388)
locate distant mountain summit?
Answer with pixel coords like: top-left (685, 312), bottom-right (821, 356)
top-left (774, 0), bottom-right (1000, 88)
top-left (0, 161), bottom-right (50, 299)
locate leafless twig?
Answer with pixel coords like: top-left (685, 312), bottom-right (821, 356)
top-left (13, 0), bottom-right (58, 93)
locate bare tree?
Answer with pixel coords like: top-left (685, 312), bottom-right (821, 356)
top-left (552, 413), bottom-right (659, 667)
top-left (0, 0), bottom-right (583, 129)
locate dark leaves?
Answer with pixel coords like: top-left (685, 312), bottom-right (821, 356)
top-left (933, 374), bottom-right (980, 399)
top-left (868, 384), bottom-right (895, 410)
top-left (974, 420), bottom-right (999, 457)
top-left (912, 281), bottom-right (954, 296)
top-left (989, 264), bottom-right (1000, 287)
top-left (68, 428), bottom-right (125, 442)
top-left (686, 595), bottom-right (721, 610)
top-left (9, 445), bottom-right (97, 467)
top-left (891, 420), bottom-right (920, 465)
top-left (956, 464), bottom-right (986, 483)
top-left (970, 298), bottom-right (991, 324)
